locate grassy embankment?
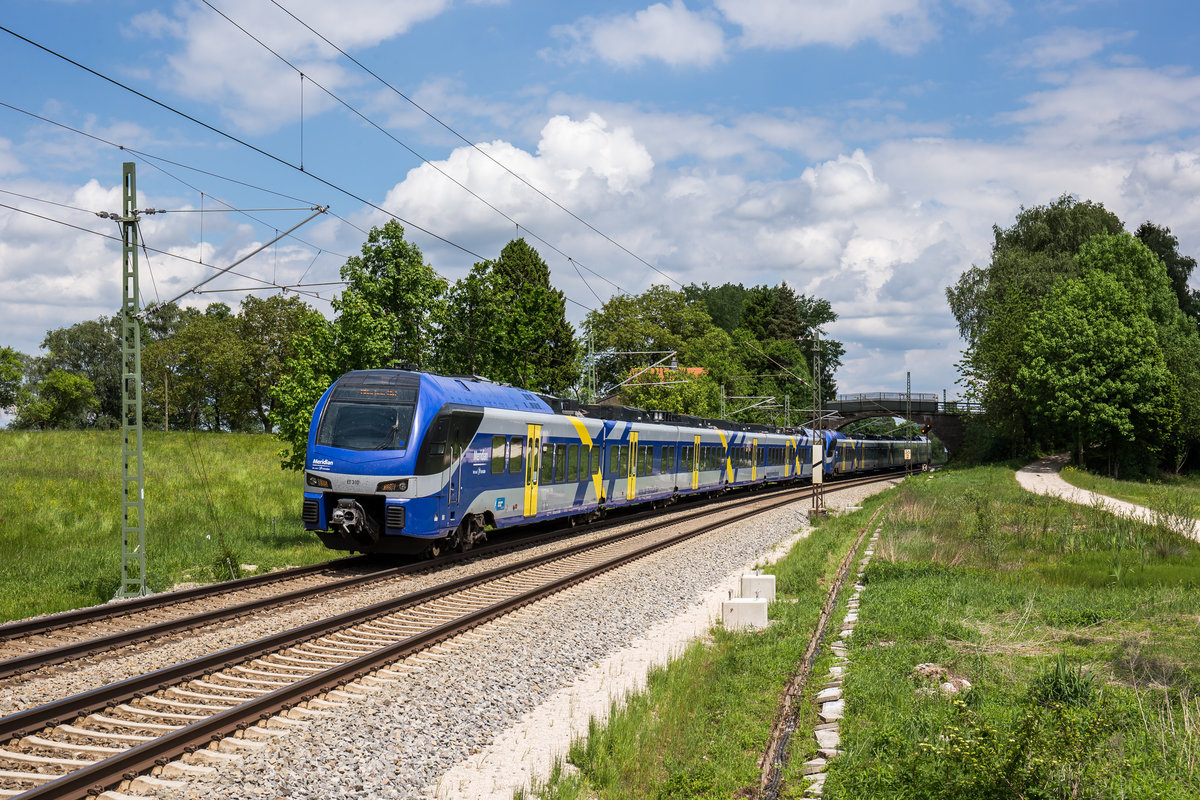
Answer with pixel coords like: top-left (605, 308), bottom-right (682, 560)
top-left (517, 485), bottom-right (888, 799)
top-left (0, 430), bottom-right (329, 623)
top-left (527, 466), bottom-right (1200, 799)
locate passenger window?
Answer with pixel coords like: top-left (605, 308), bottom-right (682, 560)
top-left (619, 446), bottom-right (629, 477)
top-left (555, 443), bottom-right (567, 483)
top-left (541, 442), bottom-right (554, 483)
top-left (567, 444), bottom-right (579, 482)
top-left (609, 446), bottom-right (618, 475)
top-left (491, 436), bottom-right (506, 474)
top-left (510, 437), bottom-right (523, 474)
top-left (590, 445), bottom-right (600, 476)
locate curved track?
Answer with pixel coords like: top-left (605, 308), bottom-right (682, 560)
top-left (0, 474), bottom-right (898, 800)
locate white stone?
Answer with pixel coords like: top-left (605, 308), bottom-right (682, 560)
top-left (721, 597), bottom-right (768, 630)
top-left (815, 687), bottom-right (842, 702)
top-left (740, 573), bottom-right (776, 602)
top-left (819, 699), bottom-right (845, 721)
top-left (815, 728), bottom-right (841, 750)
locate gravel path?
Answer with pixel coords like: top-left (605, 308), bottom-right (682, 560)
top-left (1015, 455), bottom-right (1200, 543)
top-left (146, 478), bottom-right (899, 800)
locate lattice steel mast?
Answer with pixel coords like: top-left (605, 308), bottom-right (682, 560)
top-left (117, 161), bottom-right (147, 598)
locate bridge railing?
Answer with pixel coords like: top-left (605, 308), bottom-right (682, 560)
top-left (828, 393), bottom-right (983, 416)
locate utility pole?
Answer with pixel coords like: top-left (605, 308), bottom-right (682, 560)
top-left (809, 329), bottom-right (825, 519)
top-left (905, 370), bottom-right (913, 478)
top-left (117, 162), bottom-right (147, 598)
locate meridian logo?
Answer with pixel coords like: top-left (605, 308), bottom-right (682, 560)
top-left (312, 458), bottom-right (334, 467)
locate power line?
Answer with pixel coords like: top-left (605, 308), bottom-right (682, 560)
top-left (0, 25), bottom-right (595, 314)
top-left (199, 0), bottom-right (623, 301)
top-left (0, 200), bottom-right (333, 303)
top-left (0, 99), bottom-right (355, 261)
top-left (268, 0), bottom-right (684, 290)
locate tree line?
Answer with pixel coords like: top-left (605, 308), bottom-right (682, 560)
top-left (947, 195), bottom-right (1200, 477)
top-left (1, 220), bottom-right (843, 471)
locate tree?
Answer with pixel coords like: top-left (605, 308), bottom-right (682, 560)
top-left (1018, 270), bottom-right (1176, 477)
top-left (271, 221), bottom-right (447, 469)
top-left (144, 304), bottom-right (250, 430)
top-left (1136, 221), bottom-right (1200, 330)
top-left (683, 282), bottom-right (749, 334)
top-left (39, 317), bottom-right (122, 426)
top-left (237, 295), bottom-right (322, 433)
top-left (0, 346), bottom-right (21, 411)
top-left (15, 369), bottom-right (97, 429)
top-left (946, 195), bottom-right (1125, 456)
top-left (334, 220), bottom-right (447, 370)
top-left (439, 239), bottom-right (579, 393)
top-left (739, 283), bottom-right (842, 400)
top-left (583, 285), bottom-right (734, 396)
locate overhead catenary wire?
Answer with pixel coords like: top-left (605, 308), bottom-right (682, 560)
top-left (197, 0), bottom-right (623, 302)
top-left (0, 25), bottom-right (595, 313)
top-left (266, 0), bottom-right (684, 290)
top-left (0, 99), bottom-right (357, 260)
top-left (0, 200), bottom-right (333, 303)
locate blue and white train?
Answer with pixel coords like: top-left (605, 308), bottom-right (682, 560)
top-left (301, 369), bottom-right (932, 555)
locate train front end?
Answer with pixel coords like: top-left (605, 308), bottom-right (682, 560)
top-left (302, 369), bottom-right (432, 554)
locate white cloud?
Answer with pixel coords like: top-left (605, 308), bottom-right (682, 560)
top-left (1000, 65), bottom-right (1200, 146)
top-left (381, 113), bottom-right (654, 237)
top-left (801, 149), bottom-right (890, 215)
top-left (133, 0), bottom-right (454, 133)
top-left (0, 139), bottom-right (23, 176)
top-left (715, 0), bottom-right (938, 55)
top-left (549, 2), bottom-right (726, 68)
top-left (1011, 27), bottom-right (1136, 69)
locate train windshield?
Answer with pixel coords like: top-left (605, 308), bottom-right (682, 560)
top-left (316, 384), bottom-right (418, 451)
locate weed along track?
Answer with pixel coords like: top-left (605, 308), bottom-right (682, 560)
top-left (0, 479), bottom-right (887, 800)
top-left (758, 508), bottom-right (883, 799)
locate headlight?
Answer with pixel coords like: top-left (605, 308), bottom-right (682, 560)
top-left (306, 473), bottom-right (332, 489)
top-left (377, 479), bottom-right (409, 493)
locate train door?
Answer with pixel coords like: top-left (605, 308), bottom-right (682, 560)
top-left (446, 415), bottom-right (474, 509)
top-left (785, 441), bottom-right (794, 478)
top-left (692, 434), bottom-right (701, 490)
top-left (524, 423), bottom-right (541, 517)
top-left (627, 431), bottom-right (639, 500)
top-left (752, 438), bottom-right (759, 482)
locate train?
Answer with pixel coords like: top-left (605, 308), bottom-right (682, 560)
top-left (301, 368), bottom-right (932, 555)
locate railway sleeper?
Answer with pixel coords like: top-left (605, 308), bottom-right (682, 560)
top-left (188, 678), bottom-right (273, 696)
top-left (187, 747), bottom-right (242, 765)
top-left (86, 713), bottom-right (179, 734)
top-left (215, 736), bottom-right (268, 754)
top-left (164, 686), bottom-right (248, 704)
top-left (127, 773), bottom-right (186, 793)
top-left (19, 734), bottom-right (122, 757)
top-left (268, 652), bottom-right (345, 668)
top-left (0, 768), bottom-right (57, 783)
top-left (159, 760), bottom-right (217, 779)
top-left (0, 748), bottom-right (93, 768)
top-left (214, 672), bottom-right (292, 689)
top-left (241, 725), bottom-right (288, 741)
top-left (234, 663), bottom-right (322, 679)
top-left (116, 703), bottom-right (205, 723)
top-left (141, 694), bottom-right (230, 714)
top-left (58, 724), bottom-right (155, 745)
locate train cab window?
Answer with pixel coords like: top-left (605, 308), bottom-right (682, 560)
top-left (590, 446), bottom-right (600, 476)
top-left (555, 443), bottom-right (567, 483)
top-left (541, 442), bottom-right (554, 484)
top-left (510, 437), bottom-right (524, 474)
top-left (491, 436), bottom-right (506, 475)
top-left (567, 444), bottom-right (579, 482)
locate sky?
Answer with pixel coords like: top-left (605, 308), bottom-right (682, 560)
top-left (1, 0), bottom-right (1199, 403)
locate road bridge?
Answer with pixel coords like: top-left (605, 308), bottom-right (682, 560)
top-left (824, 392), bottom-right (979, 455)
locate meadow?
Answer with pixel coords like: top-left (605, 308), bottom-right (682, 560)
top-left (0, 430), bottom-right (330, 623)
top-left (526, 466), bottom-right (1200, 799)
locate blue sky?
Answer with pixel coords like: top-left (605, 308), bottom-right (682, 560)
top-left (2, 0), bottom-right (1199, 401)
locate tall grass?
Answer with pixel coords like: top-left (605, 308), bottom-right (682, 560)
top-left (0, 430), bottom-right (329, 622)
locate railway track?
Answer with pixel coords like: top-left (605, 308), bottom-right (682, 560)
top-left (0, 473), bottom-right (899, 800)
top-left (0, 475), bottom-right (870, 683)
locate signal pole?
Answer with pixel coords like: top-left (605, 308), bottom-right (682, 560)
top-left (117, 162), bottom-right (147, 598)
top-left (809, 329), bottom-right (825, 519)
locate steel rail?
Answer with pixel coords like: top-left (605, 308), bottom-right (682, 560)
top-left (8, 475), bottom-right (892, 800)
top-left (0, 472), bottom-right (878, 679)
top-left (0, 555), bottom-right (372, 640)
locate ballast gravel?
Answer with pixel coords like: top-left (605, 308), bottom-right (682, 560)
top-left (144, 479), bottom-right (898, 800)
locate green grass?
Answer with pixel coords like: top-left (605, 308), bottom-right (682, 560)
top-left (0, 430), bottom-right (330, 623)
top-left (1059, 464), bottom-right (1200, 521)
top-left (524, 466), bottom-right (1200, 799)
top-left (820, 466), bottom-right (1200, 799)
top-left (518, 489), bottom-right (892, 800)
